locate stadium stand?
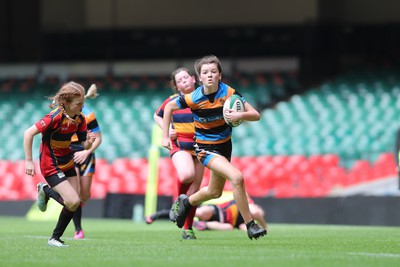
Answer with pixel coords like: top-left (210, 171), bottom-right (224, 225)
top-left (0, 67), bottom-right (399, 200)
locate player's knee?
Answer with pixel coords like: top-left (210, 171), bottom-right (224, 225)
top-left (178, 171), bottom-right (195, 184)
top-left (208, 189), bottom-right (222, 199)
top-left (64, 197), bottom-right (81, 211)
top-left (179, 175), bottom-right (194, 184)
top-left (195, 210), bottom-right (205, 219)
top-left (230, 172), bottom-right (244, 187)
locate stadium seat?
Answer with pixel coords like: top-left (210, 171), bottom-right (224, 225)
top-left (372, 152), bottom-right (397, 178)
top-left (91, 183), bottom-right (108, 199)
top-left (347, 160), bottom-right (372, 185)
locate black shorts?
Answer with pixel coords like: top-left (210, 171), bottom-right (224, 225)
top-left (209, 205), bottom-right (223, 222)
top-left (45, 168), bottom-right (76, 187)
top-left (74, 153), bottom-right (96, 177)
top-left (195, 140), bottom-right (232, 167)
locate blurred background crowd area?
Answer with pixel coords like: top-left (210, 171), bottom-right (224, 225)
top-left (1, 0), bottom-right (400, 201)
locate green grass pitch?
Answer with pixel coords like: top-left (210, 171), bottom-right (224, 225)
top-left (0, 216), bottom-right (399, 267)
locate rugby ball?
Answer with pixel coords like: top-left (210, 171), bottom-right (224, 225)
top-left (223, 95), bottom-right (244, 127)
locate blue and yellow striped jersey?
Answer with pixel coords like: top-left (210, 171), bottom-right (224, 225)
top-left (176, 81), bottom-right (245, 145)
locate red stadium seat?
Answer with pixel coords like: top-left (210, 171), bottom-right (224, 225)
top-left (107, 177), bottom-right (123, 193)
top-left (274, 184), bottom-right (296, 198)
top-left (308, 154), bottom-right (324, 169)
top-left (272, 155), bottom-right (289, 168)
top-left (321, 154), bottom-right (340, 168)
top-left (347, 160), bottom-right (372, 185)
top-left (90, 183), bottom-right (107, 199)
top-left (372, 153), bottom-right (397, 178)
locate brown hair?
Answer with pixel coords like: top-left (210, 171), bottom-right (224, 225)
top-left (49, 81), bottom-right (85, 123)
top-left (49, 81), bottom-right (85, 108)
top-left (169, 67), bottom-right (194, 93)
top-left (194, 55), bottom-right (223, 78)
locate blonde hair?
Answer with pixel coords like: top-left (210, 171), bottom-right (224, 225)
top-left (85, 84), bottom-right (99, 99)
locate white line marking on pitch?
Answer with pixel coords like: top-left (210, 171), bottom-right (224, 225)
top-left (348, 252), bottom-right (400, 258)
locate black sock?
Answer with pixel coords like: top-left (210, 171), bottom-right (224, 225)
top-left (73, 205), bottom-right (82, 231)
top-left (51, 207), bottom-right (74, 239)
top-left (246, 220), bottom-right (255, 229)
top-left (43, 186), bottom-right (64, 206)
top-left (153, 209), bottom-right (170, 220)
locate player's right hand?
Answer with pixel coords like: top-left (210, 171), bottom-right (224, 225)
top-left (161, 136), bottom-right (172, 150)
top-left (25, 160), bottom-right (35, 176)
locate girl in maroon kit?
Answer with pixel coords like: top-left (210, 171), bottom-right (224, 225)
top-left (24, 81), bottom-right (96, 247)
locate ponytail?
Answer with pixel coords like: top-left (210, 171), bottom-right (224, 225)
top-left (85, 84), bottom-right (99, 99)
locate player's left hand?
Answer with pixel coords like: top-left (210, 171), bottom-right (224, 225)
top-left (87, 130), bottom-right (96, 144)
top-left (74, 150), bottom-right (90, 164)
top-left (224, 109), bottom-right (241, 122)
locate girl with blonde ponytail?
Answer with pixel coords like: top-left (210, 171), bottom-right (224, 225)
top-left (70, 83), bottom-right (102, 239)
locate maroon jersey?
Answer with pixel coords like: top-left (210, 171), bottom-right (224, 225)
top-left (35, 108), bottom-right (87, 177)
